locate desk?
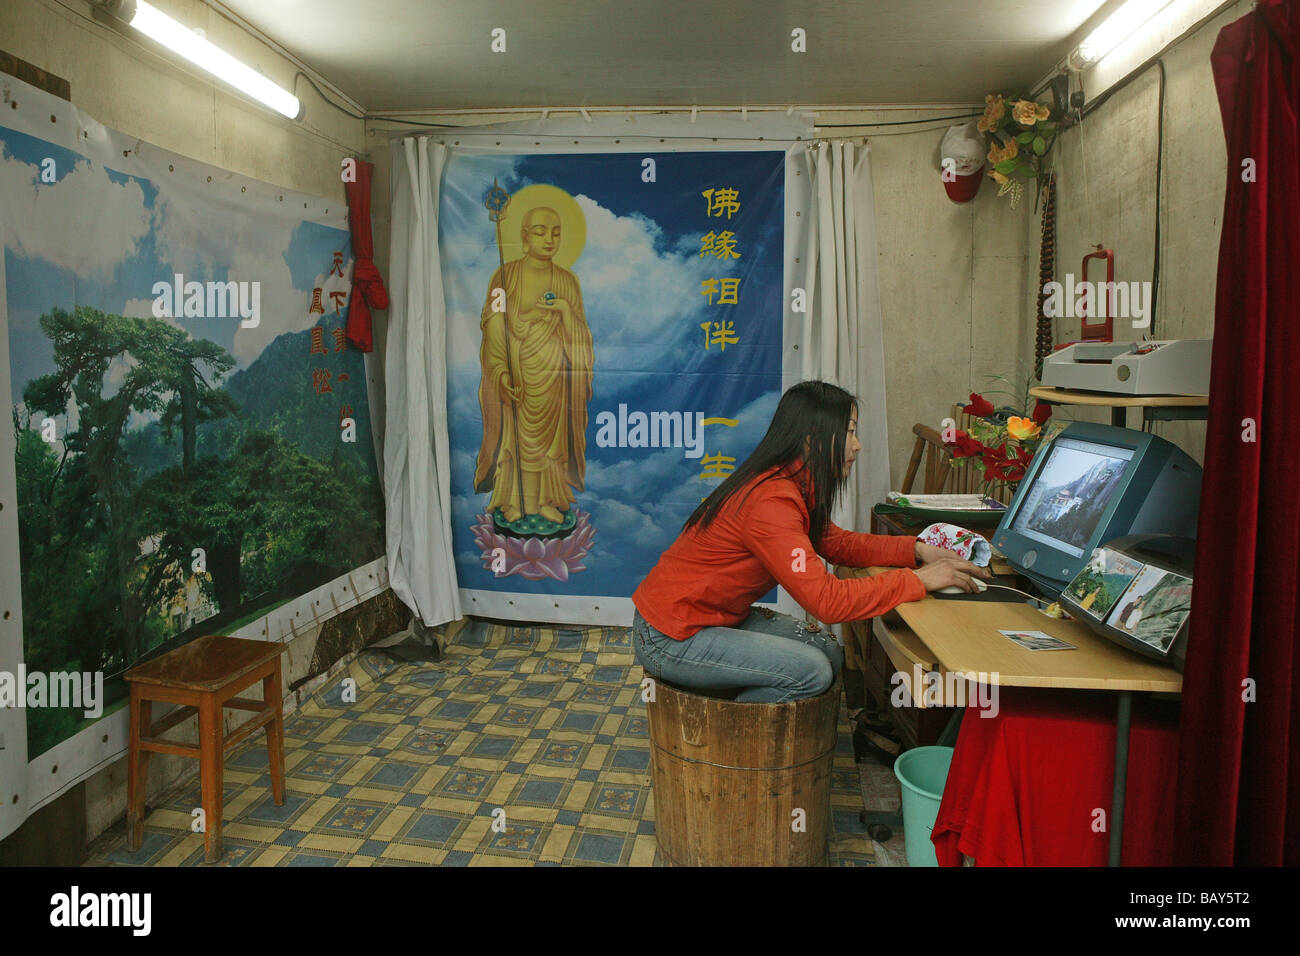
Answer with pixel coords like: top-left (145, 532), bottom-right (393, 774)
top-left (844, 513), bottom-right (1020, 743)
top-left (840, 565), bottom-right (1182, 865)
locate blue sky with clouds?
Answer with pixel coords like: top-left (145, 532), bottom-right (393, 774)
top-left (1, 124), bottom-right (361, 430)
top-left (440, 150), bottom-right (785, 597)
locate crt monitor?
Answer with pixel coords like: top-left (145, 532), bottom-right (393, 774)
top-left (989, 421), bottom-right (1202, 597)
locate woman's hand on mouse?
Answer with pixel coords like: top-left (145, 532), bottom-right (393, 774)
top-left (913, 556), bottom-right (990, 593)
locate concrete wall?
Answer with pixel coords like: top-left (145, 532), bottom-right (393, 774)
top-left (1, 0), bottom-right (367, 200)
top-left (1032, 0), bottom-right (1251, 466)
top-left (0, 0), bottom-right (391, 856)
top-left (841, 109), bottom-right (1034, 491)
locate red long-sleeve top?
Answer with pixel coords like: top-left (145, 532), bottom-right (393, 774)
top-left (633, 464), bottom-right (928, 640)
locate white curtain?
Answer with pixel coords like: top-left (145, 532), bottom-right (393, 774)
top-left (383, 137), bottom-right (462, 627)
top-left (798, 140), bottom-right (892, 534)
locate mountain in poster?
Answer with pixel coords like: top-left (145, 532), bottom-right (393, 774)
top-left (15, 309), bottom-right (383, 757)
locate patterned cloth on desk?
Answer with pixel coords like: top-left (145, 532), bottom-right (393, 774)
top-left (918, 522), bottom-right (991, 567)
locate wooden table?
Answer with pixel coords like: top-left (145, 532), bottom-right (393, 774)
top-left (848, 510), bottom-right (1020, 738)
top-left (124, 635), bottom-right (287, 862)
top-left (843, 565), bottom-right (1182, 865)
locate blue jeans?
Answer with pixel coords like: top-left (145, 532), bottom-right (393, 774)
top-left (631, 608), bottom-right (843, 703)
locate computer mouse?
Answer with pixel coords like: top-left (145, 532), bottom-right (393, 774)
top-left (937, 578), bottom-right (988, 595)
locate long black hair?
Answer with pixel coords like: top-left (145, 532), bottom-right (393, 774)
top-left (684, 380), bottom-right (858, 545)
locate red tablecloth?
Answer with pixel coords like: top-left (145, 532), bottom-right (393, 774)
top-left (932, 688), bottom-right (1179, 866)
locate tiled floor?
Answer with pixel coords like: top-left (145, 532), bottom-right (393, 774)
top-left (86, 621), bottom-right (886, 866)
top-left (857, 750), bottom-right (909, 866)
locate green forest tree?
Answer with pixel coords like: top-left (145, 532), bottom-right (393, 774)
top-left (22, 306), bottom-right (236, 666)
top-left (17, 306), bottom-right (383, 757)
top-left (133, 431), bottom-right (381, 615)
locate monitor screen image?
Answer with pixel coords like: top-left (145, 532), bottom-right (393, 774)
top-left (1009, 437), bottom-right (1133, 558)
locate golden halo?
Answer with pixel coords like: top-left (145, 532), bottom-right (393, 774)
top-left (495, 183), bottom-right (587, 269)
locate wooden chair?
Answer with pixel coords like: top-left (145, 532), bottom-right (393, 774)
top-left (125, 635), bottom-right (287, 862)
top-left (900, 403), bottom-right (1015, 504)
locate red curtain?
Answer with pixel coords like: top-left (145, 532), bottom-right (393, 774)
top-left (345, 158), bottom-right (389, 352)
top-left (1173, 0), bottom-right (1299, 865)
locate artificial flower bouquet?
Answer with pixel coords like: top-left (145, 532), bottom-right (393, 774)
top-left (944, 374), bottom-right (1067, 491)
top-left (978, 93), bottom-right (1059, 207)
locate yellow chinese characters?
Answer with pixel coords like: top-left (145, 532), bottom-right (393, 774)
top-left (702, 187), bottom-right (741, 219)
top-left (700, 231), bottom-right (741, 260)
top-left (700, 277), bottom-right (741, 306)
top-left (700, 320), bottom-right (740, 352)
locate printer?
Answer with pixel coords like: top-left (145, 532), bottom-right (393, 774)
top-left (1041, 339), bottom-right (1212, 397)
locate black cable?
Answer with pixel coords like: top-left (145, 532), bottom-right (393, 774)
top-left (366, 124), bottom-right (810, 142)
top-left (365, 110), bottom-right (983, 137)
top-left (1150, 59), bottom-right (1165, 342)
top-left (816, 112), bottom-right (981, 128)
top-left (367, 116), bottom-right (471, 128)
top-left (294, 70), bottom-right (365, 120)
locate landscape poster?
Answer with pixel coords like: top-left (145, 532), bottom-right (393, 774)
top-left (1, 93), bottom-right (384, 765)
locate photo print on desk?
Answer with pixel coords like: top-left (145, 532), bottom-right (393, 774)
top-left (999, 630), bottom-right (1078, 652)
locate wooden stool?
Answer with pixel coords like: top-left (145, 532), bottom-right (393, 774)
top-left (645, 672), bottom-right (841, 866)
top-left (124, 635), bottom-right (287, 862)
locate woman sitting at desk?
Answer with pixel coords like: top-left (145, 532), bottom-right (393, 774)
top-left (631, 380), bottom-right (991, 703)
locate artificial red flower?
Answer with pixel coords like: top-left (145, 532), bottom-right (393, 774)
top-left (980, 441), bottom-right (1011, 481)
top-left (946, 428), bottom-right (986, 458)
top-left (1032, 400), bottom-right (1053, 425)
top-left (963, 393), bottom-right (996, 418)
top-left (985, 461), bottom-right (1011, 482)
top-left (981, 440), bottom-right (1008, 462)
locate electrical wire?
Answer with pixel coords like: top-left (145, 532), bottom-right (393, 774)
top-left (374, 127), bottom-right (813, 142)
top-left (294, 70), bottom-right (364, 120)
top-left (366, 109), bottom-right (984, 141)
top-left (1077, 73), bottom-right (1094, 243)
top-left (816, 112), bottom-right (981, 127)
top-left (1150, 59), bottom-right (1165, 343)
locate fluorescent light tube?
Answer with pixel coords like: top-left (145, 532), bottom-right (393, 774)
top-left (124, 0), bottom-right (301, 118)
top-left (1077, 0), bottom-right (1179, 64)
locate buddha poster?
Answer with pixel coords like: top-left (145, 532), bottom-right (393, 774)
top-left (439, 150), bottom-right (786, 616)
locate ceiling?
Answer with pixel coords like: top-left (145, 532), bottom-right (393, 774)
top-left (214, 0), bottom-right (1128, 113)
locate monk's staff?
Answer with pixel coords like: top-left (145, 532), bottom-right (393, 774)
top-left (485, 179), bottom-right (525, 518)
